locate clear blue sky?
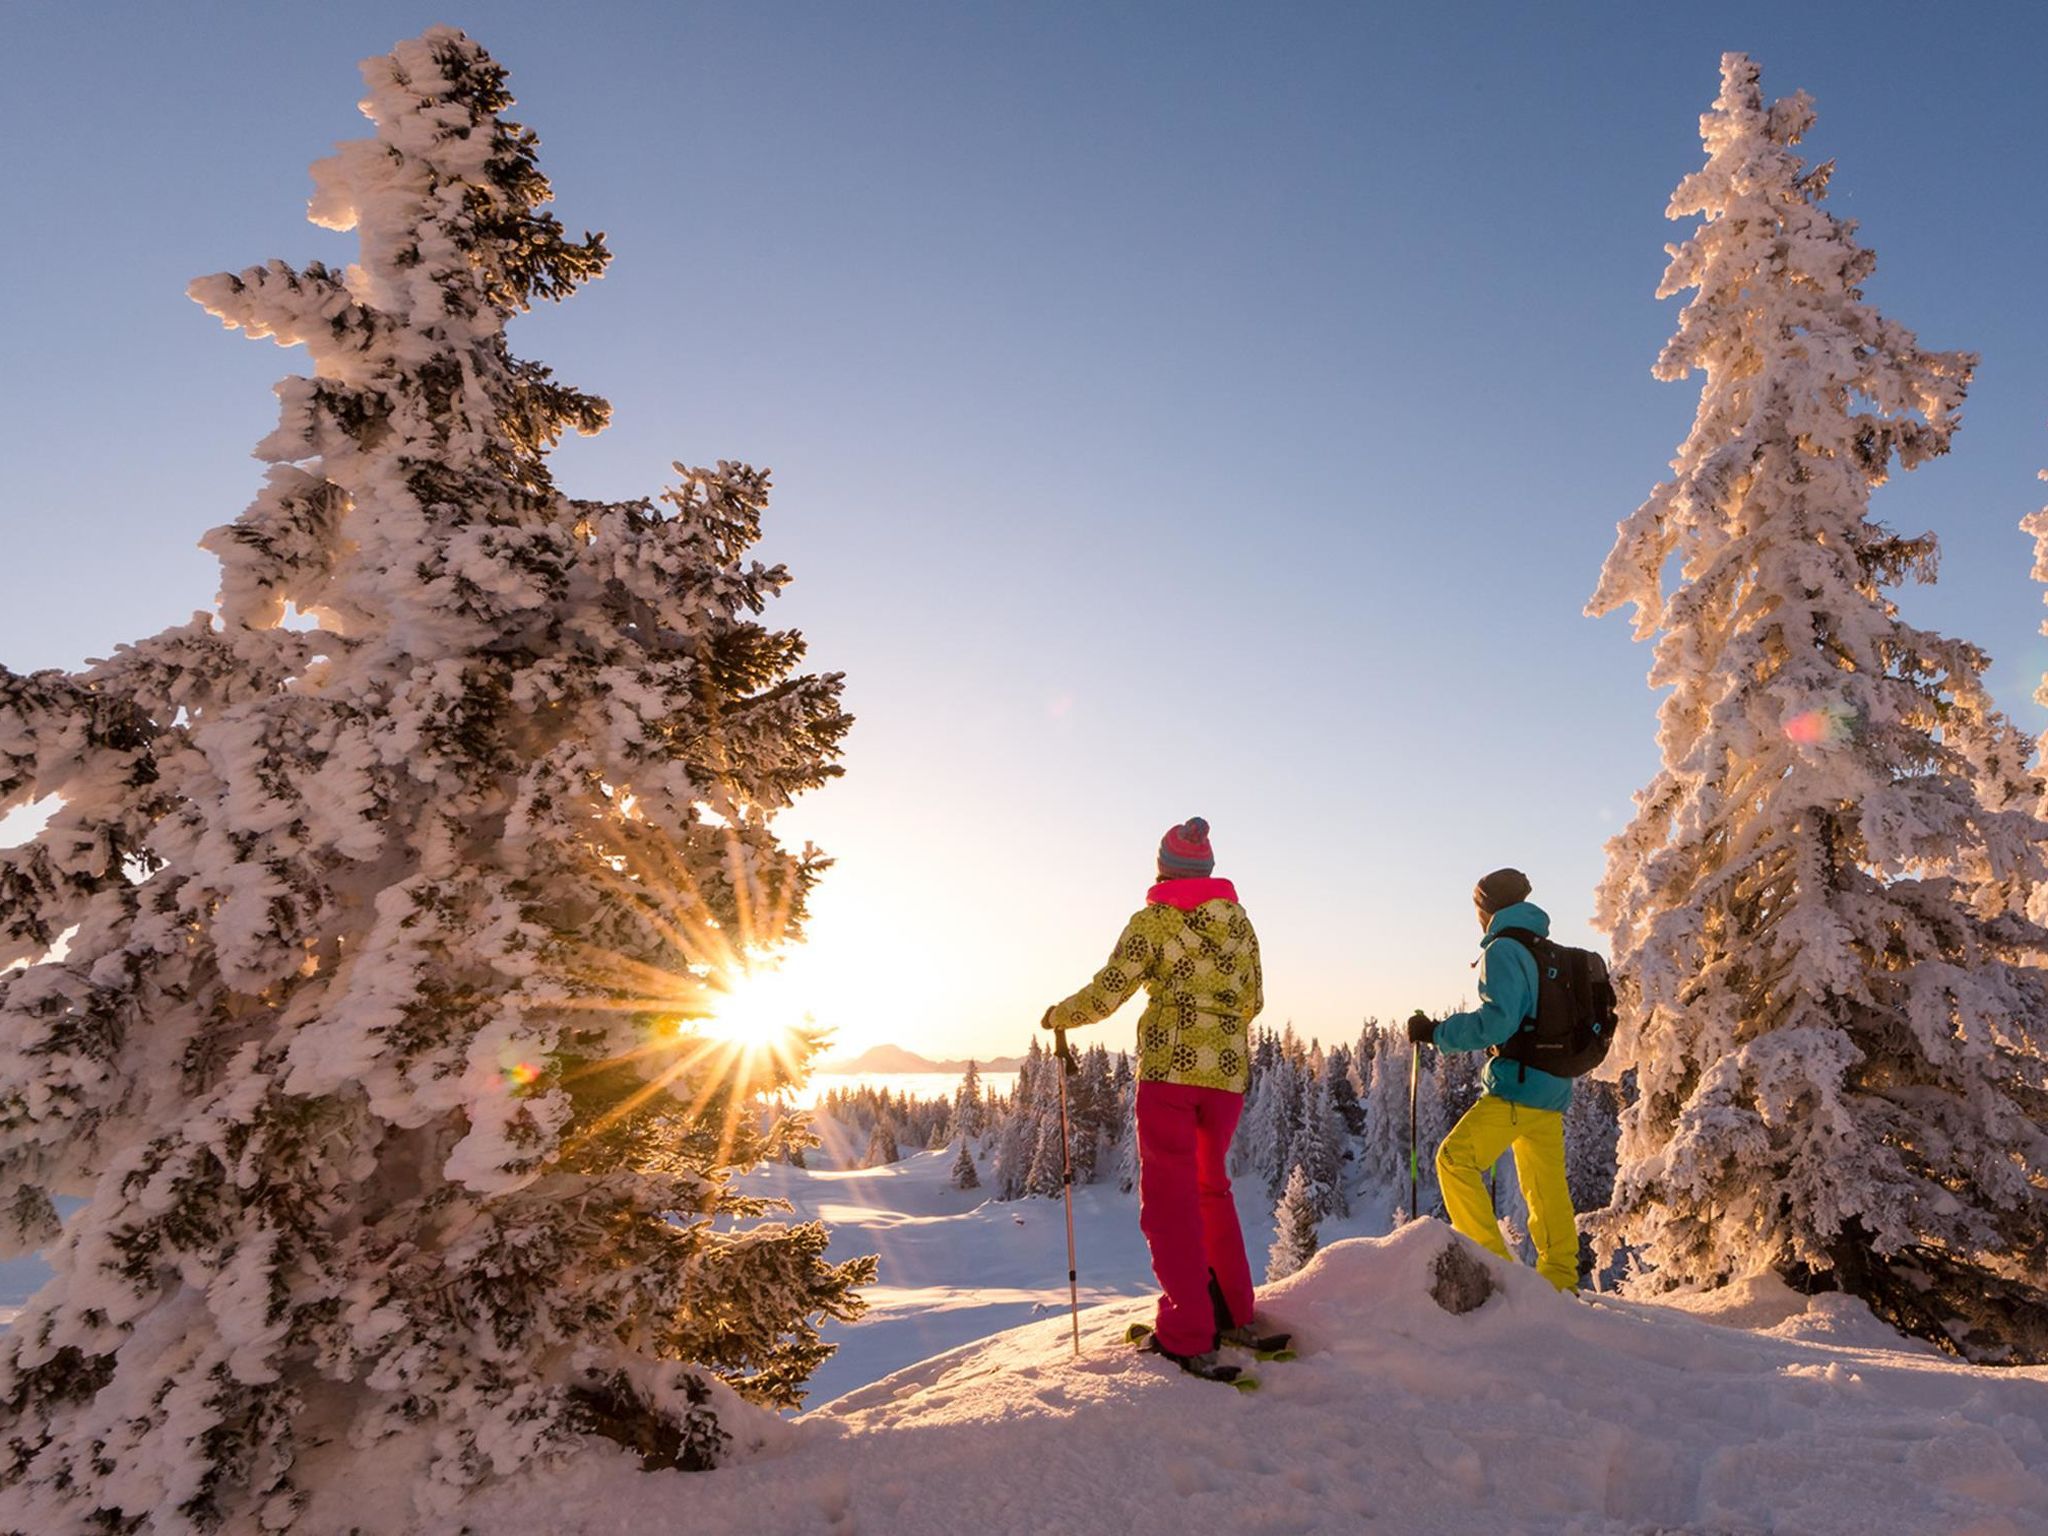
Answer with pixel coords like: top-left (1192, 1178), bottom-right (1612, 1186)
top-left (5, 2), bottom-right (2047, 1059)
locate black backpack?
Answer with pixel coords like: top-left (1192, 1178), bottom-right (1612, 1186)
top-left (1490, 928), bottom-right (1618, 1080)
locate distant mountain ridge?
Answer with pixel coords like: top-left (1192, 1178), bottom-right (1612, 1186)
top-left (816, 1044), bottom-right (1024, 1075)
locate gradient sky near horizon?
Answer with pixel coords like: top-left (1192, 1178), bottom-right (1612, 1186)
top-left (6, 2), bottom-right (2048, 1063)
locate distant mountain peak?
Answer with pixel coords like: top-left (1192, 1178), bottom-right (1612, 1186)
top-left (815, 1043), bottom-right (1024, 1075)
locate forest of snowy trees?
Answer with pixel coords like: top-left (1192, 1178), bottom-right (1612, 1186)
top-left (813, 1028), bottom-right (1624, 1283)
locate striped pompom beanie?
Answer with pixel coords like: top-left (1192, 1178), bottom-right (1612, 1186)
top-left (1157, 817), bottom-right (1215, 878)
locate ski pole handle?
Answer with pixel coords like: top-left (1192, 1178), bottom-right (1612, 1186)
top-left (1053, 1025), bottom-right (1077, 1075)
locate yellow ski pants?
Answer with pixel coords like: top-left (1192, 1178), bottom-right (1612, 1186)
top-left (1435, 1095), bottom-right (1578, 1292)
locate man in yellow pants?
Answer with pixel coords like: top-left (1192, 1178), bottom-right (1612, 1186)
top-left (1407, 869), bottom-right (1578, 1292)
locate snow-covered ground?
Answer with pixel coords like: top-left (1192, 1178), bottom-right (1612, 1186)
top-left (449, 1217), bottom-right (2048, 1536)
top-left (752, 1138), bottom-right (1360, 1403)
top-left (13, 1145), bottom-right (2048, 1532)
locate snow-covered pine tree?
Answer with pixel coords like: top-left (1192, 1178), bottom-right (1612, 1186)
top-left (1589, 52), bottom-right (2048, 1362)
top-left (1324, 1043), bottom-right (1366, 1136)
top-left (1015, 1036), bottom-right (1047, 1117)
top-left (1436, 1046), bottom-right (1484, 1126)
top-left (1080, 1044), bottom-right (1115, 1141)
top-left (0, 29), bottom-right (874, 1534)
top-left (1491, 1150), bottom-right (1535, 1265)
top-left (1237, 1051), bottom-right (1302, 1195)
top-left (992, 1102), bottom-right (1035, 1200)
top-left (952, 1059), bottom-right (986, 1140)
top-left (1267, 1163), bottom-right (1321, 1282)
top-left (863, 1120), bottom-right (902, 1168)
top-left (1356, 1029), bottom-right (1408, 1214)
top-left (1025, 1109), bottom-right (1066, 1199)
top-left (949, 1137), bottom-right (980, 1191)
top-left (1114, 1086), bottom-right (1140, 1194)
top-left (1414, 1051), bottom-right (1453, 1219)
top-left (1295, 1070), bottom-right (1350, 1217)
top-left (1563, 1076), bottom-right (1621, 1212)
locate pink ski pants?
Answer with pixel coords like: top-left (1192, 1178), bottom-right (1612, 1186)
top-left (1136, 1080), bottom-right (1256, 1355)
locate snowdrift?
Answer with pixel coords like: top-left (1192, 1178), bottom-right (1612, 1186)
top-left (444, 1222), bottom-right (2048, 1536)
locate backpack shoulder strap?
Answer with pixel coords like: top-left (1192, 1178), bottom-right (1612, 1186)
top-left (1485, 928), bottom-right (1545, 1023)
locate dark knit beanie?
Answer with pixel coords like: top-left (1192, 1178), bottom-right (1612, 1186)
top-left (1157, 817), bottom-right (1215, 878)
top-left (1473, 867), bottom-right (1532, 918)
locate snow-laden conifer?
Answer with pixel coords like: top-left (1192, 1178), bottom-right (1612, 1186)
top-left (1025, 1111), bottom-right (1066, 1199)
top-left (952, 1060), bottom-right (986, 1141)
top-left (992, 1107), bottom-right (1034, 1200)
top-left (949, 1138), bottom-right (980, 1192)
top-left (1114, 1089), bottom-right (1140, 1195)
top-left (1355, 1030), bottom-right (1411, 1217)
top-left (1295, 1071), bottom-right (1350, 1217)
top-left (1590, 53), bottom-right (2048, 1362)
top-left (1267, 1163), bottom-right (1321, 1282)
top-left (0, 29), bottom-right (873, 1533)
top-left (1324, 1043), bottom-right (1365, 1136)
top-left (1564, 1076), bottom-right (1622, 1213)
top-left (863, 1120), bottom-right (902, 1168)
top-left (1413, 1054), bottom-right (1453, 1218)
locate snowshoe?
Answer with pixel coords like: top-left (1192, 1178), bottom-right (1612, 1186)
top-left (1124, 1323), bottom-right (1257, 1392)
top-left (1218, 1323), bottom-right (1295, 1361)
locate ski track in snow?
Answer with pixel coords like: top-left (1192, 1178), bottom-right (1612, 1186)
top-left (435, 1150), bottom-right (2048, 1536)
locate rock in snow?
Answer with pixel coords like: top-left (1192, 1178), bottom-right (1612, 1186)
top-left (441, 1222), bottom-right (2048, 1536)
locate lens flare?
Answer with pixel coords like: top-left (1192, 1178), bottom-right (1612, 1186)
top-left (503, 1059), bottom-right (541, 1089)
top-left (1783, 702), bottom-right (1857, 747)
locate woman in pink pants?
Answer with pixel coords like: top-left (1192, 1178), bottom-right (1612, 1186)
top-left (1043, 817), bottom-right (1265, 1370)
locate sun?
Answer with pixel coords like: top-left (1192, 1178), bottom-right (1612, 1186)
top-left (694, 958), bottom-right (815, 1054)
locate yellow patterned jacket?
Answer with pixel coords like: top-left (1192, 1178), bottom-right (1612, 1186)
top-left (1048, 878), bottom-right (1263, 1093)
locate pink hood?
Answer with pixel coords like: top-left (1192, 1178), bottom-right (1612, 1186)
top-left (1147, 877), bottom-right (1239, 911)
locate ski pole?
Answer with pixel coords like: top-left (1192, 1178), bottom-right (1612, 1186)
top-left (1053, 1024), bottom-right (1081, 1357)
top-left (1408, 1039), bottom-right (1421, 1224)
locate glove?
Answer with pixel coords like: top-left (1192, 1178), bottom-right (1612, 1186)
top-left (1405, 1010), bottom-right (1435, 1045)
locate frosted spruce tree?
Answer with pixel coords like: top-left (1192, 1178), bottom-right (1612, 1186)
top-left (1355, 1033), bottom-right (1409, 1213)
top-left (1267, 1164), bottom-right (1321, 1282)
top-left (0, 29), bottom-right (873, 1534)
top-left (1589, 53), bottom-right (2048, 1361)
top-left (948, 1138), bottom-right (980, 1191)
top-left (862, 1120), bottom-right (902, 1168)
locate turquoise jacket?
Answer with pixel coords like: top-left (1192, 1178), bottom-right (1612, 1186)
top-left (1432, 900), bottom-right (1573, 1113)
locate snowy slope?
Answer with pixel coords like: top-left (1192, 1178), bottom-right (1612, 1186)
top-left (445, 1220), bottom-right (2048, 1536)
top-left (741, 1141), bottom-right (1340, 1403)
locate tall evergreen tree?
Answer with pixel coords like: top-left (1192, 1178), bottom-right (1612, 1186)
top-left (1295, 1071), bottom-right (1350, 1218)
top-left (952, 1060), bottom-right (986, 1140)
top-left (1357, 1026), bottom-right (1425, 1223)
top-left (1589, 53), bottom-right (2048, 1362)
top-left (1564, 1077), bottom-right (1622, 1213)
top-left (949, 1137), bottom-right (981, 1192)
top-left (1114, 1085), bottom-right (1141, 1195)
top-left (1267, 1163), bottom-right (1321, 1282)
top-left (862, 1120), bottom-right (902, 1168)
top-left (992, 1104), bottom-right (1035, 1201)
top-left (0, 30), bottom-right (872, 1533)
top-left (1414, 1051), bottom-right (1454, 1219)
top-left (1025, 1111), bottom-right (1066, 1199)
top-left (1324, 1043), bottom-right (1366, 1136)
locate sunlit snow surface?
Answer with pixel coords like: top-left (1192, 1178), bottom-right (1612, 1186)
top-left (10, 1146), bottom-right (2048, 1532)
top-left (436, 1149), bottom-right (2048, 1536)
